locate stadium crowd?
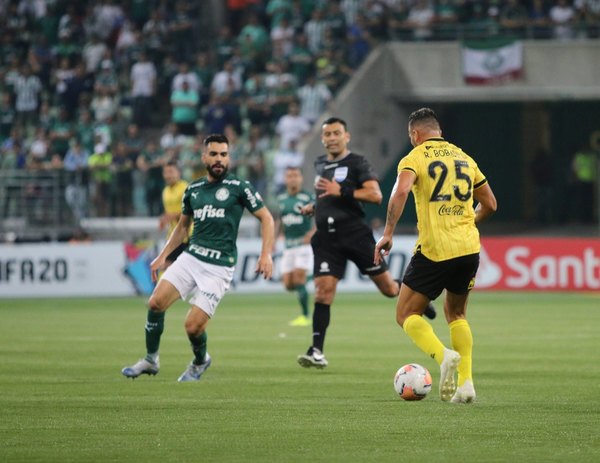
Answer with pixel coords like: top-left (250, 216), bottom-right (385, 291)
top-left (1, 0), bottom-right (599, 223)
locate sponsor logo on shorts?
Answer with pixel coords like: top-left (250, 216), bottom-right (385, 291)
top-left (319, 261), bottom-right (330, 272)
top-left (200, 289), bottom-right (219, 304)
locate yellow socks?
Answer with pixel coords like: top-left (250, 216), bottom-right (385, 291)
top-left (403, 314), bottom-right (445, 366)
top-left (449, 319), bottom-right (473, 386)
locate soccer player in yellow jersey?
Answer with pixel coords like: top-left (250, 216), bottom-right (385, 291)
top-left (374, 108), bottom-right (497, 403)
top-left (159, 161), bottom-right (189, 266)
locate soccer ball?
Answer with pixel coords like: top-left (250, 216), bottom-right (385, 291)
top-left (393, 363), bottom-right (432, 401)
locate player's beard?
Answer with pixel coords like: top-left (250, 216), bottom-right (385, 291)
top-left (207, 163), bottom-right (228, 180)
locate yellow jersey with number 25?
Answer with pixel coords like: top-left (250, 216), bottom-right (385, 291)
top-left (398, 138), bottom-right (488, 262)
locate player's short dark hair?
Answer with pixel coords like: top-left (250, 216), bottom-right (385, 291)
top-left (285, 165), bottom-right (302, 173)
top-left (203, 134), bottom-right (229, 146)
top-left (322, 117), bottom-right (348, 131)
top-left (408, 108), bottom-right (440, 129)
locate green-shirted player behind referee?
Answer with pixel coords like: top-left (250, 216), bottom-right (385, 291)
top-left (275, 167), bottom-right (316, 327)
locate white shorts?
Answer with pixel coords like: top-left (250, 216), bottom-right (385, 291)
top-left (161, 252), bottom-right (234, 317)
top-left (280, 244), bottom-right (313, 274)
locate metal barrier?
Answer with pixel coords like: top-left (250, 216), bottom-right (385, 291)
top-left (0, 169), bottom-right (76, 241)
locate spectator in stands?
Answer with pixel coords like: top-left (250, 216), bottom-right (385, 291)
top-left (82, 34), bottom-right (108, 74)
top-left (571, 141), bottom-right (598, 223)
top-left (288, 33), bottom-right (314, 86)
top-left (93, 0), bottom-right (126, 43)
top-left (172, 62), bottom-right (201, 93)
top-left (74, 109), bottom-right (95, 155)
top-left (528, 0), bottom-right (551, 38)
top-left (266, 0), bottom-right (294, 29)
top-left (237, 12), bottom-right (270, 71)
top-left (62, 63), bottom-right (95, 120)
top-left (48, 107), bottom-right (73, 159)
top-left (325, 1), bottom-right (348, 44)
top-left (269, 72), bottom-right (299, 122)
top-left (576, 0), bottom-right (600, 37)
top-left (130, 50), bottom-right (157, 127)
top-left (193, 52), bottom-right (215, 106)
top-left (204, 94), bottom-right (240, 135)
top-left (179, 136), bottom-right (205, 182)
top-left (63, 139), bottom-right (90, 221)
top-left (27, 127), bottom-right (50, 170)
top-left (238, 124), bottom-right (268, 198)
top-left (53, 30), bottom-right (81, 65)
top-left (271, 16), bottom-right (296, 60)
top-left (304, 8), bottom-right (327, 54)
top-left (170, 80), bottom-right (199, 136)
top-left (401, 0), bottom-right (436, 41)
top-left (272, 138), bottom-right (304, 194)
top-left (434, 0), bottom-right (461, 39)
top-left (297, 74), bottom-right (332, 125)
top-left (52, 57), bottom-right (75, 106)
top-left (211, 60), bottom-right (243, 100)
top-left (467, 2), bottom-right (500, 38)
top-left (14, 64), bottom-right (42, 130)
top-left (143, 10), bottom-right (169, 64)
top-left (160, 123), bottom-right (186, 152)
top-left (88, 140), bottom-right (113, 217)
top-left (138, 140), bottom-right (166, 216)
top-left (275, 100), bottom-right (311, 152)
top-left (168, 0), bottom-right (194, 61)
top-left (341, 0), bottom-right (364, 26)
top-left (549, 0), bottom-right (577, 40)
top-left (0, 93), bottom-right (16, 142)
top-left (315, 48), bottom-right (352, 93)
top-left (215, 26), bottom-right (236, 68)
top-left (112, 141), bottom-right (135, 217)
top-left (244, 71), bottom-right (272, 128)
top-left (500, 0), bottom-right (530, 37)
top-left (91, 87), bottom-right (119, 123)
top-left (347, 12), bottom-right (375, 68)
top-left (94, 59), bottom-right (119, 96)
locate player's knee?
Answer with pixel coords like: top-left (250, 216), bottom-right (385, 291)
top-left (284, 282), bottom-right (295, 291)
top-left (148, 294), bottom-right (167, 312)
top-left (396, 311), bottom-right (407, 327)
top-left (184, 318), bottom-right (205, 337)
top-left (381, 282), bottom-right (399, 298)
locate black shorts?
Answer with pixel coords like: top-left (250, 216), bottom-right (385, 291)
top-left (402, 252), bottom-right (480, 301)
top-left (311, 225), bottom-right (388, 279)
top-left (166, 242), bottom-right (188, 264)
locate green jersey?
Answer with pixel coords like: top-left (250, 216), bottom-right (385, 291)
top-left (182, 173), bottom-right (264, 267)
top-left (277, 190), bottom-right (314, 248)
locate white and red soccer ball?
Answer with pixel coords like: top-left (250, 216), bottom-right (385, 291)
top-left (394, 363), bottom-right (432, 401)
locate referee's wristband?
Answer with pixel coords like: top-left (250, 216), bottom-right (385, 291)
top-left (340, 185), bottom-right (355, 199)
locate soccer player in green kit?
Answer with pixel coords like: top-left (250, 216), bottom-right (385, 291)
top-left (122, 134), bottom-right (274, 382)
top-left (275, 167), bottom-right (316, 326)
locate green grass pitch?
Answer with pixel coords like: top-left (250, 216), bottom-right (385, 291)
top-left (0, 291), bottom-right (598, 462)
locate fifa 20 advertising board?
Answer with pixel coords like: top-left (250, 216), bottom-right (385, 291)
top-left (0, 242), bottom-right (135, 298)
top-left (0, 237), bottom-right (598, 298)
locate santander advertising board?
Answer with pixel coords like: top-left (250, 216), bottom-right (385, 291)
top-left (477, 237), bottom-right (600, 291)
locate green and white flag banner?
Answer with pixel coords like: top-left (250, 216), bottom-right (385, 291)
top-left (462, 39), bottom-right (523, 85)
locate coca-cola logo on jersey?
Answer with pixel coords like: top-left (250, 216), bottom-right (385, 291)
top-left (477, 238), bottom-right (600, 291)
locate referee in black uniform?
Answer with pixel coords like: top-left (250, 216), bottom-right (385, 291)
top-left (297, 117), bottom-right (436, 369)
